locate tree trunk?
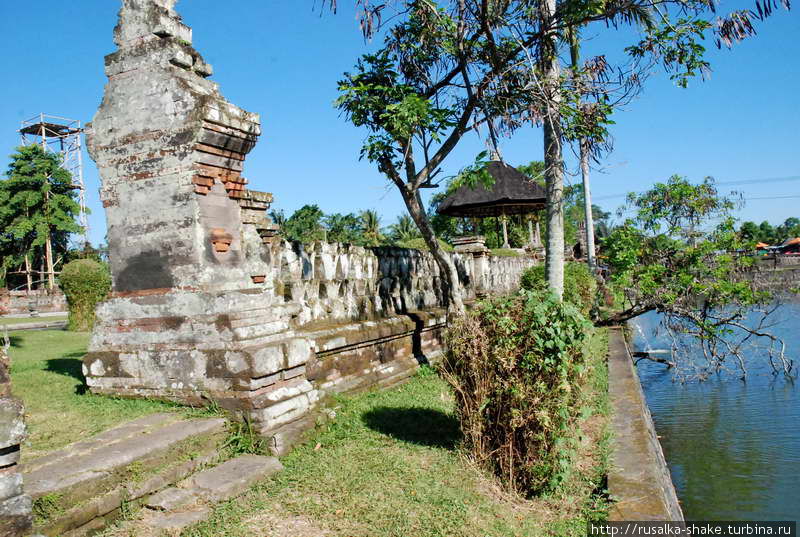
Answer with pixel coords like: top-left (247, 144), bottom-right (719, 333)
top-left (580, 139), bottom-right (596, 271)
top-left (541, 0), bottom-right (565, 299)
top-left (400, 187), bottom-right (465, 316)
top-left (24, 255), bottom-right (32, 292)
top-left (45, 231), bottom-right (55, 291)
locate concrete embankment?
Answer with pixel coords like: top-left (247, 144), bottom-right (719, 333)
top-left (607, 328), bottom-right (684, 521)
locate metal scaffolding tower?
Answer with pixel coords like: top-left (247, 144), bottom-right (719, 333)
top-left (19, 113), bottom-right (88, 245)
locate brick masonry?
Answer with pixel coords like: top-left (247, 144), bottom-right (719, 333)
top-left (83, 0), bottom-right (536, 454)
top-left (0, 289), bottom-right (67, 316)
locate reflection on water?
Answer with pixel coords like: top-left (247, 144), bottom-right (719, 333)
top-left (632, 305), bottom-right (800, 521)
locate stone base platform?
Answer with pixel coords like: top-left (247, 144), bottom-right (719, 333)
top-left (83, 287), bottom-right (446, 455)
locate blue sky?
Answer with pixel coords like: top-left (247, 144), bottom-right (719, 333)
top-left (0, 1), bottom-right (797, 246)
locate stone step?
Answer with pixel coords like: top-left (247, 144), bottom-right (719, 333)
top-left (25, 415), bottom-right (225, 501)
top-left (22, 413), bottom-right (182, 475)
top-left (23, 414), bottom-right (227, 537)
top-left (138, 455), bottom-right (283, 532)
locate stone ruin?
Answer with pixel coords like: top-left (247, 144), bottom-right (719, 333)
top-left (82, 0), bottom-right (535, 454)
top-left (0, 338), bottom-right (32, 536)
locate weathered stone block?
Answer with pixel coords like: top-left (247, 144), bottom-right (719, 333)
top-left (0, 398), bottom-right (25, 450)
top-left (0, 494), bottom-right (32, 536)
top-left (249, 345), bottom-right (284, 377)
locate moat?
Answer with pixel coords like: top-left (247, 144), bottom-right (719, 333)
top-left (633, 303), bottom-right (800, 520)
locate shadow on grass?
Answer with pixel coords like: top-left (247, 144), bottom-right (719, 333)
top-left (362, 406), bottom-right (461, 449)
top-left (5, 336), bottom-right (23, 348)
top-left (46, 353), bottom-right (88, 394)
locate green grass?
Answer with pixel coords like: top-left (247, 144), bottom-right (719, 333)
top-left (0, 315), bottom-right (67, 326)
top-left (7, 329), bottom-right (179, 459)
top-left (490, 248), bottom-right (522, 257)
top-left (174, 333), bottom-right (610, 537)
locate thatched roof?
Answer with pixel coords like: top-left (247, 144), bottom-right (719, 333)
top-left (436, 161), bottom-right (547, 218)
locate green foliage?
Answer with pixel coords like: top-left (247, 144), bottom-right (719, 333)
top-left (739, 217), bottom-right (800, 246)
top-left (520, 262), bottom-right (598, 316)
top-left (222, 417), bottom-right (267, 457)
top-left (336, 47), bottom-right (457, 173)
top-left (282, 204), bottom-right (326, 243)
top-left (0, 145), bottom-right (83, 289)
top-left (279, 205), bottom-right (389, 247)
top-left (396, 237), bottom-right (454, 252)
top-left (183, 356), bottom-right (609, 537)
top-left (33, 492), bottom-right (64, 525)
top-left (603, 175), bottom-right (758, 314)
top-left (598, 175), bottom-right (781, 375)
top-left (360, 209), bottom-right (384, 246)
top-left (489, 248), bottom-right (521, 257)
top-left (443, 289), bottom-right (592, 495)
top-left (324, 212), bottom-right (363, 244)
top-left (387, 214), bottom-right (421, 243)
top-left (59, 259), bottom-right (111, 331)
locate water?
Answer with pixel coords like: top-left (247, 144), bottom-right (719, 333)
top-left (631, 304), bottom-right (800, 521)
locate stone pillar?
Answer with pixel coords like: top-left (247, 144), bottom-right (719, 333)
top-left (577, 221), bottom-right (588, 260)
top-left (82, 1), bottom-right (305, 417)
top-left (0, 338), bottom-right (32, 536)
top-left (452, 237), bottom-right (489, 298)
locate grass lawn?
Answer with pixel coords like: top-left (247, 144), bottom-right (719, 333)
top-left (164, 329), bottom-right (611, 537)
top-left (7, 329), bottom-right (179, 460)
top-left (0, 315), bottom-right (67, 326)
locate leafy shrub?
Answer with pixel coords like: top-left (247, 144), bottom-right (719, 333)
top-left (520, 262), bottom-right (597, 315)
top-left (442, 289), bottom-right (592, 495)
top-left (59, 259), bottom-right (111, 331)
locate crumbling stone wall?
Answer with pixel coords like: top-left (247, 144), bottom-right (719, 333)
top-left (1, 290), bottom-right (67, 316)
top-left (84, 0), bottom-right (536, 454)
top-left (0, 339), bottom-right (32, 536)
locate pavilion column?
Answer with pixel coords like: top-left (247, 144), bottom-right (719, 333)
top-left (528, 219), bottom-right (534, 247)
top-left (501, 215), bottom-right (510, 249)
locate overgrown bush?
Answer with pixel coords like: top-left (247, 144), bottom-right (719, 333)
top-left (59, 259), bottom-right (111, 331)
top-left (442, 289), bottom-right (592, 495)
top-left (520, 262), bottom-right (597, 315)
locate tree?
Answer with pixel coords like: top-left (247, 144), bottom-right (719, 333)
top-left (360, 209), bottom-right (384, 246)
top-left (388, 214), bottom-right (422, 243)
top-left (739, 221), bottom-right (760, 242)
top-left (0, 145), bottom-right (82, 291)
top-left (333, 0), bottom-right (787, 307)
top-left (599, 176), bottom-right (790, 378)
top-left (325, 212), bottom-right (364, 244)
top-left (282, 204), bottom-right (326, 243)
top-left (269, 209), bottom-right (287, 234)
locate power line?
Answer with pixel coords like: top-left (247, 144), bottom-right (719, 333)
top-left (743, 194), bottom-right (800, 201)
top-left (594, 175), bottom-right (800, 202)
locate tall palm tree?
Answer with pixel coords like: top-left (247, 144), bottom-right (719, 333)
top-left (360, 209), bottom-right (383, 246)
top-left (389, 214), bottom-right (421, 243)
